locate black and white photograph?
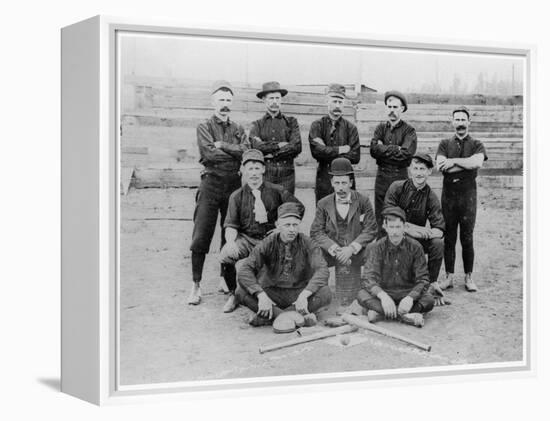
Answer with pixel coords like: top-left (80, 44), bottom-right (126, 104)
top-left (117, 30), bottom-right (525, 387)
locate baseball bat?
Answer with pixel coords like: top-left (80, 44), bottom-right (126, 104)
top-left (259, 324), bottom-right (358, 354)
top-left (342, 314), bottom-right (432, 352)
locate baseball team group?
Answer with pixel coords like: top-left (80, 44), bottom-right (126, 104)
top-left (185, 79), bottom-right (488, 332)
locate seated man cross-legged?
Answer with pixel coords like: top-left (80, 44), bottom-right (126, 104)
top-left (357, 206), bottom-right (435, 327)
top-left (236, 202), bottom-right (332, 331)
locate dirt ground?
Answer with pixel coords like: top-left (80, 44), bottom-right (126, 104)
top-left (119, 184), bottom-right (523, 386)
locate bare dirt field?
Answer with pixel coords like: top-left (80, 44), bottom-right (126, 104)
top-left (119, 183), bottom-right (523, 386)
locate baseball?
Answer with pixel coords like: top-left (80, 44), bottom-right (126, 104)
top-left (339, 334), bottom-right (351, 346)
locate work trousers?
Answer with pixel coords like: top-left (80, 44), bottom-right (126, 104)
top-left (189, 173), bottom-right (241, 282)
top-left (236, 285), bottom-right (333, 314)
top-left (357, 288), bottom-right (435, 314)
top-left (219, 234), bottom-right (261, 292)
top-left (441, 180), bottom-right (477, 274)
top-left (264, 160), bottom-right (295, 194)
top-left (374, 166), bottom-right (409, 236)
top-left (417, 238), bottom-right (444, 284)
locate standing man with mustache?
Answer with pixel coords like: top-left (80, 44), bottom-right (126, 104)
top-left (436, 106), bottom-right (488, 292)
top-left (250, 81), bottom-right (302, 194)
top-left (370, 91), bottom-right (417, 237)
top-left (309, 83), bottom-right (361, 203)
top-left (218, 149), bottom-right (301, 313)
top-left (188, 80), bottom-right (249, 305)
top-left (384, 153), bottom-right (447, 305)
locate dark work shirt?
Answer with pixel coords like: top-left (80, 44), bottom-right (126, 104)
top-left (196, 115), bottom-right (249, 177)
top-left (436, 134), bottom-right (488, 182)
top-left (384, 179), bottom-right (445, 232)
top-left (224, 181), bottom-right (301, 239)
top-left (362, 236), bottom-right (430, 301)
top-left (308, 115), bottom-right (360, 165)
top-left (238, 233), bottom-right (329, 295)
top-left (250, 113), bottom-right (302, 161)
top-left (370, 120), bottom-right (417, 168)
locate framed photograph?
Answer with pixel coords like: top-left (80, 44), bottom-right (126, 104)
top-left (61, 15), bottom-right (532, 405)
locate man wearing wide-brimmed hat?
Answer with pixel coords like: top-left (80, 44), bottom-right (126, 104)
top-left (188, 80), bottom-right (250, 306)
top-left (384, 152), bottom-right (447, 305)
top-left (370, 90), bottom-right (418, 237)
top-left (436, 106), bottom-right (488, 292)
top-left (309, 83), bottom-right (361, 203)
top-left (236, 202), bottom-right (332, 329)
top-left (217, 149), bottom-right (301, 313)
top-left (358, 206), bottom-right (435, 327)
top-left (310, 157), bottom-right (377, 304)
top-left (250, 81), bottom-right (302, 194)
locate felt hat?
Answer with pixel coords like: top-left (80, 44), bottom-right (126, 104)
top-left (328, 157), bottom-right (354, 176)
top-left (256, 81), bottom-right (288, 99)
top-left (384, 90), bottom-right (408, 112)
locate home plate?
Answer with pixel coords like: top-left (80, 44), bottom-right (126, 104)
top-left (324, 332), bottom-right (368, 348)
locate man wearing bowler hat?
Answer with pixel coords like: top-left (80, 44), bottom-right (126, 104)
top-left (436, 106), bottom-right (488, 292)
top-left (218, 149), bottom-right (301, 313)
top-left (384, 153), bottom-right (447, 305)
top-left (309, 83), bottom-right (361, 203)
top-left (236, 202), bottom-right (332, 328)
top-left (357, 206), bottom-right (435, 327)
top-left (370, 90), bottom-right (417, 237)
top-left (310, 157), bottom-right (377, 296)
top-left (250, 81), bottom-right (302, 194)
top-left (188, 80), bottom-right (249, 305)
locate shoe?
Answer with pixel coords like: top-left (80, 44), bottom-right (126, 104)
top-left (465, 274), bottom-right (478, 292)
top-left (223, 293), bottom-right (239, 313)
top-left (303, 313), bottom-right (317, 327)
top-left (187, 284), bottom-right (202, 305)
top-left (399, 313), bottom-right (424, 328)
top-left (438, 273), bottom-right (455, 290)
top-left (248, 313), bottom-right (272, 327)
top-left (367, 310), bottom-right (383, 323)
top-left (217, 278), bottom-right (229, 294)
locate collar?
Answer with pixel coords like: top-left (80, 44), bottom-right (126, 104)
top-left (454, 133), bottom-right (471, 141)
top-left (244, 182), bottom-right (264, 193)
top-left (263, 111), bottom-right (284, 121)
top-left (408, 178), bottom-right (428, 191)
top-left (335, 192), bottom-right (352, 204)
top-left (212, 115), bottom-right (231, 125)
top-left (386, 236), bottom-right (406, 251)
top-left (325, 114), bottom-right (342, 125)
top-left (386, 119), bottom-right (404, 129)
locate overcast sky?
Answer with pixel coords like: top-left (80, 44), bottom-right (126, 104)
top-left (120, 32), bottom-right (524, 94)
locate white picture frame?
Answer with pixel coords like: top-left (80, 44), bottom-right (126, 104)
top-left (61, 15), bottom-right (533, 405)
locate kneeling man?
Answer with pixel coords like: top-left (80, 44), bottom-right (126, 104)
top-left (236, 202), bottom-right (332, 327)
top-left (357, 206), bottom-right (434, 327)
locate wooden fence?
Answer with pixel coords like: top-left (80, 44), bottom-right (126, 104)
top-left (120, 77), bottom-right (523, 192)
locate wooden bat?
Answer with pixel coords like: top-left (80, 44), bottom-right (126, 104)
top-left (342, 314), bottom-right (432, 352)
top-left (259, 324), bottom-right (358, 354)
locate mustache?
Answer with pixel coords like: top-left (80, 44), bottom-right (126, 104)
top-left (220, 106), bottom-right (231, 112)
top-left (389, 112), bottom-right (396, 117)
top-left (332, 108), bottom-right (342, 113)
top-left (456, 125), bottom-right (467, 130)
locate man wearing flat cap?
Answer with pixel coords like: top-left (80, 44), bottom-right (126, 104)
top-left (236, 202), bottom-right (332, 327)
top-left (384, 153), bottom-right (447, 304)
top-left (370, 90), bottom-right (417, 237)
top-left (309, 83), bottom-right (361, 203)
top-left (357, 206), bottom-right (435, 327)
top-left (218, 149), bottom-right (301, 312)
top-left (250, 81), bottom-right (302, 194)
top-left (436, 106), bottom-right (488, 292)
top-left (188, 80), bottom-right (249, 305)
top-left (310, 157), bottom-right (377, 302)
